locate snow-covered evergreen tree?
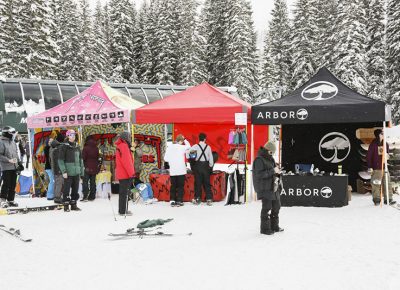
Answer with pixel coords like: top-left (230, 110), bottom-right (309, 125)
top-left (91, 0), bottom-right (110, 81)
top-left (314, 0), bottom-right (338, 68)
top-left (151, 0), bottom-right (176, 84)
top-left (102, 1), bottom-right (113, 79)
top-left (76, 0), bottom-right (93, 81)
top-left (200, 0), bottom-right (228, 85)
top-left (0, 0), bottom-right (20, 77)
top-left (290, 0), bottom-right (318, 90)
top-left (364, 0), bottom-right (386, 100)
top-left (174, 0), bottom-right (206, 85)
top-left (109, 0), bottom-right (137, 83)
top-left (56, 0), bottom-right (81, 80)
top-left (387, 0), bottom-right (400, 122)
top-left (219, 0), bottom-right (258, 101)
top-left (261, 0), bottom-right (291, 94)
top-left (133, 0), bottom-right (153, 83)
top-left (13, 0), bottom-right (57, 78)
top-left (331, 0), bottom-right (369, 95)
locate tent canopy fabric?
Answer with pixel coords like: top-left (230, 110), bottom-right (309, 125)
top-left (252, 67), bottom-right (391, 125)
top-left (134, 83), bottom-right (251, 124)
top-left (27, 80), bottom-right (144, 129)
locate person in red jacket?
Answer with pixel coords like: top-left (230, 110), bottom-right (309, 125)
top-left (115, 131), bottom-right (135, 216)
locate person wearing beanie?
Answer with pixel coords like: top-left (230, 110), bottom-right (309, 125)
top-left (367, 128), bottom-right (396, 205)
top-left (164, 134), bottom-right (191, 206)
top-left (58, 129), bottom-right (84, 212)
top-left (50, 131), bottom-right (65, 204)
top-left (252, 141), bottom-right (284, 235)
top-left (0, 126), bottom-right (20, 208)
top-left (115, 131), bottom-right (135, 216)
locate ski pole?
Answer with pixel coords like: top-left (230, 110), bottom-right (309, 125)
top-left (125, 185), bottom-right (129, 219)
top-left (107, 192), bottom-right (117, 221)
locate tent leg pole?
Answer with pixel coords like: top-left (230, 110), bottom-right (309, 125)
top-left (251, 124), bottom-right (254, 201)
top-left (28, 129), bottom-right (35, 197)
top-left (383, 122), bottom-right (390, 205)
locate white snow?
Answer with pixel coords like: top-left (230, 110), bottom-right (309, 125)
top-left (1, 193), bottom-right (400, 290)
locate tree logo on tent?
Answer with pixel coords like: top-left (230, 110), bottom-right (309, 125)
top-left (320, 187), bottom-right (333, 199)
top-left (301, 81), bottom-right (338, 101)
top-left (319, 132), bottom-right (351, 163)
top-left (296, 109), bottom-right (308, 120)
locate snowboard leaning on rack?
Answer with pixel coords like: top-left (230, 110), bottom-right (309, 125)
top-left (0, 204), bottom-right (63, 215)
top-left (0, 225), bottom-right (32, 242)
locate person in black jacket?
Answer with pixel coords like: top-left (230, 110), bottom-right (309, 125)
top-left (252, 141), bottom-right (284, 235)
top-left (50, 132), bottom-right (65, 204)
top-left (44, 137), bottom-right (54, 200)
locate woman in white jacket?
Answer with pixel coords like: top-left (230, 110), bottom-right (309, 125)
top-left (164, 134), bottom-right (190, 207)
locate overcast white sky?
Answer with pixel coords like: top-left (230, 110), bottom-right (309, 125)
top-left (88, 0), bottom-right (296, 47)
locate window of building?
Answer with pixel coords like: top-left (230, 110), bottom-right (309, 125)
top-left (21, 83), bottom-right (45, 116)
top-left (41, 84), bottom-right (62, 109)
top-left (158, 89), bottom-right (174, 98)
top-left (143, 89), bottom-right (162, 103)
top-left (3, 83), bottom-right (23, 113)
top-left (77, 85), bottom-right (91, 93)
top-left (127, 88), bottom-right (148, 104)
top-left (60, 85), bottom-right (78, 101)
top-left (111, 87), bottom-right (130, 96)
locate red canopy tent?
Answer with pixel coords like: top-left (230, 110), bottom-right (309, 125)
top-left (134, 83), bottom-right (267, 164)
top-left (134, 83), bottom-right (250, 124)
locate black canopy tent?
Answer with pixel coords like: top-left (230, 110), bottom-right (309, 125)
top-left (251, 67), bottom-right (391, 207)
top-left (252, 67), bottom-right (391, 125)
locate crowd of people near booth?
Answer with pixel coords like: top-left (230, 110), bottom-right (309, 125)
top-left (0, 125), bottom-right (222, 215)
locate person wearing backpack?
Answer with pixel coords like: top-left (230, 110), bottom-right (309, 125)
top-left (188, 133), bottom-right (214, 205)
top-left (252, 141), bottom-right (284, 235)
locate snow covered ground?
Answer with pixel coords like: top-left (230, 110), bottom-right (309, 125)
top-left (1, 193), bottom-right (400, 290)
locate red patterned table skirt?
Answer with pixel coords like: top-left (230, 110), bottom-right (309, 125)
top-left (149, 171), bottom-right (226, 202)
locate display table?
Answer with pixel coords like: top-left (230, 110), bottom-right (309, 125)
top-left (280, 175), bottom-right (348, 207)
top-left (149, 171), bottom-right (226, 202)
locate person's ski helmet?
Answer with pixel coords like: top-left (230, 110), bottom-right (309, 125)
top-left (2, 126), bottom-right (16, 139)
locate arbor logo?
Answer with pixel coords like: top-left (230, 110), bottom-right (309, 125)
top-left (320, 187), bottom-right (333, 199)
top-left (319, 132), bottom-right (351, 163)
top-left (296, 108), bottom-right (308, 120)
top-left (301, 81), bottom-right (338, 101)
top-left (281, 186), bottom-right (333, 198)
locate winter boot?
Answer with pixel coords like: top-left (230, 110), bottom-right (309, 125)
top-left (63, 202), bottom-right (70, 212)
top-left (271, 215), bottom-right (284, 233)
top-left (192, 198), bottom-right (201, 205)
top-left (373, 198), bottom-right (381, 206)
top-left (70, 201), bottom-right (81, 211)
top-left (206, 200), bottom-right (213, 206)
top-left (7, 201), bottom-right (19, 207)
top-left (260, 218), bottom-right (274, 235)
top-left (0, 199), bottom-right (8, 208)
top-left (54, 197), bottom-right (63, 204)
